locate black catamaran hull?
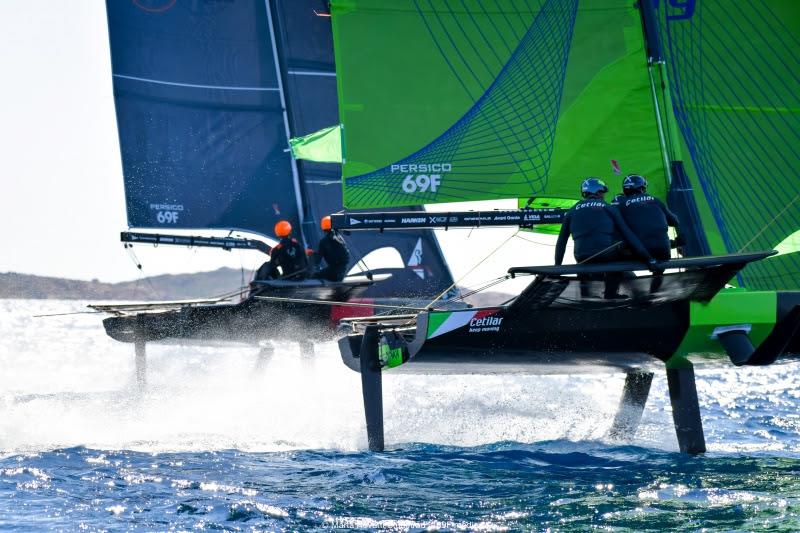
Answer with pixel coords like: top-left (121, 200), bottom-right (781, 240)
top-left (98, 275), bottom-right (433, 345)
top-left (103, 297), bottom-right (339, 345)
top-left (337, 253), bottom-right (800, 453)
top-left (340, 303), bottom-right (688, 374)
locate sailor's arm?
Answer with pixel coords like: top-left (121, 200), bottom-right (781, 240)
top-left (657, 198), bottom-right (681, 227)
top-left (609, 207), bottom-right (653, 262)
top-left (266, 246), bottom-right (283, 277)
top-left (554, 213), bottom-right (571, 265)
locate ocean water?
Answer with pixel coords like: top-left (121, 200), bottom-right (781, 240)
top-left (1, 299), bottom-right (799, 531)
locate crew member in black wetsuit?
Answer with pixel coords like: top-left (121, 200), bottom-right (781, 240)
top-left (555, 178), bottom-right (655, 298)
top-left (255, 220), bottom-right (309, 281)
top-left (616, 174), bottom-right (681, 260)
top-left (311, 215), bottom-right (350, 282)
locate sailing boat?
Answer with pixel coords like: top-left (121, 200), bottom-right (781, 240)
top-left (327, 0), bottom-right (800, 453)
top-left (92, 0), bottom-right (457, 381)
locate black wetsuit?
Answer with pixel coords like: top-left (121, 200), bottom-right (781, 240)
top-left (555, 198), bottom-right (653, 299)
top-left (555, 198), bottom-right (651, 265)
top-left (256, 237), bottom-right (309, 281)
top-left (616, 193), bottom-right (680, 260)
top-left (313, 231), bottom-right (350, 282)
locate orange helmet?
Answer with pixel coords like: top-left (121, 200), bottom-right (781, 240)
top-left (274, 220), bottom-right (292, 238)
top-left (320, 215), bottom-right (332, 231)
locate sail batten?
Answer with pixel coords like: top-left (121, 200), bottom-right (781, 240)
top-left (111, 74), bottom-right (282, 92)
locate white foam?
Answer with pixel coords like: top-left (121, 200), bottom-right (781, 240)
top-left (1, 299), bottom-right (797, 455)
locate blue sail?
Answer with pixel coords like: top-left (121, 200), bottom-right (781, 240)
top-left (106, 0), bottom-right (301, 238)
top-left (106, 0), bottom-right (455, 297)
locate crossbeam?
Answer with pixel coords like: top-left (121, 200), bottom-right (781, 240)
top-left (330, 209), bottom-right (564, 231)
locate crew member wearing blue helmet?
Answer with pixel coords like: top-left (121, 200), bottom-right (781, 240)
top-left (615, 174), bottom-right (681, 260)
top-left (555, 178), bottom-right (655, 298)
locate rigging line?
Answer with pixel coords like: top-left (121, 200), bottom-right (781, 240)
top-left (454, 274), bottom-right (509, 293)
top-left (577, 241), bottom-right (624, 265)
top-left (252, 295), bottom-right (429, 312)
top-left (338, 237), bottom-right (372, 279)
top-left (513, 233), bottom-right (557, 247)
top-left (33, 310), bottom-right (108, 319)
top-left (123, 245), bottom-right (145, 300)
top-left (368, 298), bottom-right (445, 319)
top-left (456, 275), bottom-right (511, 300)
top-left (737, 192), bottom-right (800, 252)
top-left (121, 242), bottom-right (162, 297)
top-left (447, 275), bottom-right (509, 300)
top-left (205, 285), bottom-right (251, 302)
top-left (422, 228), bottom-right (520, 312)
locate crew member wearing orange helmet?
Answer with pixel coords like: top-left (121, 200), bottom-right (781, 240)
top-left (311, 215), bottom-right (350, 282)
top-left (255, 220), bottom-right (309, 281)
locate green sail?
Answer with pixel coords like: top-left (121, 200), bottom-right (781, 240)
top-left (517, 1), bottom-right (668, 233)
top-left (331, 0), bottom-right (667, 209)
top-left (653, 0), bottom-right (800, 290)
top-left (540, 1), bottom-right (666, 201)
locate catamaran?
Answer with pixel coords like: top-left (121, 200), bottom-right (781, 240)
top-left (91, 0), bottom-right (458, 385)
top-left (325, 0), bottom-right (800, 453)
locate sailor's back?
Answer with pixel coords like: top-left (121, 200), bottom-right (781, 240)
top-left (567, 199), bottom-right (620, 260)
top-left (617, 191), bottom-right (679, 260)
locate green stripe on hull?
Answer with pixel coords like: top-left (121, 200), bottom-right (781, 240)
top-left (426, 311), bottom-right (452, 339)
top-left (670, 289), bottom-right (777, 368)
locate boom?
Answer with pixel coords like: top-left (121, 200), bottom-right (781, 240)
top-left (121, 232), bottom-right (271, 255)
top-left (330, 209), bottom-right (564, 231)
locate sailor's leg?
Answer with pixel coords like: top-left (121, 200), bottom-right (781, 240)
top-left (666, 363), bottom-right (706, 454)
top-left (604, 271), bottom-right (623, 299)
top-left (360, 325), bottom-right (384, 452)
top-left (649, 248), bottom-right (670, 294)
top-left (607, 371), bottom-right (654, 440)
top-left (578, 273), bottom-right (592, 299)
top-left (649, 271), bottom-right (665, 294)
top-left (134, 339), bottom-right (146, 392)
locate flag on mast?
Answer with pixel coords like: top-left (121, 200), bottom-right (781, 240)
top-left (289, 124), bottom-right (342, 163)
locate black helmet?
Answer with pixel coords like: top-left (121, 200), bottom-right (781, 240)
top-left (581, 177), bottom-right (608, 198)
top-left (623, 174), bottom-right (647, 195)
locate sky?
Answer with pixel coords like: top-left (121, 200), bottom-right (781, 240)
top-left (0, 2), bottom-right (563, 287)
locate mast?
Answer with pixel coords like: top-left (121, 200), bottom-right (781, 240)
top-left (264, 0), bottom-right (307, 247)
top-left (638, 0), bottom-right (711, 257)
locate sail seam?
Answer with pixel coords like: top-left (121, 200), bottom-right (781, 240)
top-left (112, 74), bottom-right (280, 92)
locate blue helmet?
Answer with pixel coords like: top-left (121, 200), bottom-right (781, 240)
top-left (581, 177), bottom-right (608, 198)
top-left (622, 174), bottom-right (648, 195)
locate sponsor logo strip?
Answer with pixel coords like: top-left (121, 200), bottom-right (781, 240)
top-left (426, 308), bottom-right (502, 339)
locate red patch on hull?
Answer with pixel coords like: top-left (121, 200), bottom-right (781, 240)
top-left (330, 299), bottom-right (374, 325)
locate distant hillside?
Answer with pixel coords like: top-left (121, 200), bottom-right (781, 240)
top-left (0, 268), bottom-right (250, 301)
